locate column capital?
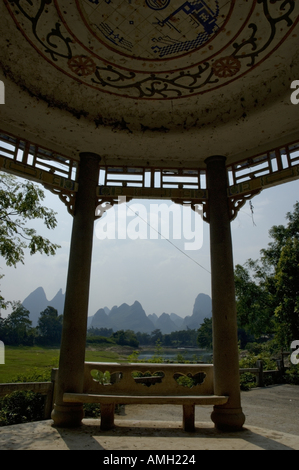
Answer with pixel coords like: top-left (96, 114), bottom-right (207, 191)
top-left (204, 155), bottom-right (227, 165)
top-left (79, 152), bottom-right (102, 162)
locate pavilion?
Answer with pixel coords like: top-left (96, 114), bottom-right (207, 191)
top-left (0, 0), bottom-right (299, 432)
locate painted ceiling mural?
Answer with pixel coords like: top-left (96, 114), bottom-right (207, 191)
top-left (4, 0), bottom-right (299, 100)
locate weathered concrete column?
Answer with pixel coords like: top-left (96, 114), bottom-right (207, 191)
top-left (52, 152), bottom-right (100, 427)
top-left (205, 155), bottom-right (245, 431)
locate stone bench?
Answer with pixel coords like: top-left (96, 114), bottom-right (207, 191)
top-left (63, 363), bottom-right (228, 432)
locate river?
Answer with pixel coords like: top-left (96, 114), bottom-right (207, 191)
top-left (137, 347), bottom-right (213, 363)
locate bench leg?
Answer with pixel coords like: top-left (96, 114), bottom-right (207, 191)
top-left (183, 404), bottom-right (195, 432)
top-left (100, 403), bottom-right (115, 431)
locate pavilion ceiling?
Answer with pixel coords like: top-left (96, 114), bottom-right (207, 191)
top-left (0, 0), bottom-right (299, 168)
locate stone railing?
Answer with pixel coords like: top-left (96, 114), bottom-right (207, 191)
top-left (82, 362), bottom-right (215, 396)
top-left (64, 362), bottom-right (225, 431)
top-left (0, 360), bottom-right (286, 427)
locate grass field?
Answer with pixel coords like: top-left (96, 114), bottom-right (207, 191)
top-left (0, 346), bottom-right (122, 383)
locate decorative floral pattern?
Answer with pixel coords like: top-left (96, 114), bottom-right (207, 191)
top-left (67, 56), bottom-right (96, 77)
top-left (212, 56), bottom-right (241, 78)
top-left (4, 0), bottom-right (299, 100)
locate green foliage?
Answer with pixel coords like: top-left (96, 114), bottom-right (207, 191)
top-left (235, 202), bottom-right (299, 350)
top-left (87, 327), bottom-right (114, 338)
top-left (285, 365), bottom-right (299, 385)
top-left (239, 344), bottom-right (277, 372)
top-left (0, 174), bottom-right (60, 309)
top-left (274, 237), bottom-right (299, 349)
top-left (83, 403), bottom-right (101, 418)
top-left (152, 339), bottom-right (164, 362)
top-left (0, 346), bottom-right (119, 384)
top-left (174, 372), bottom-right (206, 388)
top-left (239, 372), bottom-right (256, 391)
top-left (0, 303), bottom-right (64, 347)
top-left (132, 370), bottom-right (164, 379)
top-left (12, 366), bottom-right (56, 383)
top-left (0, 174), bottom-right (60, 266)
top-left (127, 350), bottom-right (140, 362)
top-left (134, 328), bottom-right (199, 348)
top-left (0, 303), bottom-right (34, 346)
top-left (111, 330), bottom-right (139, 348)
top-left (175, 352), bottom-right (189, 363)
top-left (37, 307), bottom-right (62, 345)
top-left (83, 403), bottom-right (123, 419)
top-left (0, 391), bottom-right (44, 426)
top-left (91, 370), bottom-right (111, 385)
top-left (175, 375), bottom-right (194, 388)
top-left (197, 317), bottom-right (213, 349)
top-left (235, 263), bottom-right (274, 337)
top-left (239, 342), bottom-right (278, 390)
top-left (86, 336), bottom-right (115, 346)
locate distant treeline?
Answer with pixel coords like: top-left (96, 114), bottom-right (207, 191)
top-left (87, 327), bottom-right (200, 348)
top-left (0, 303), bottom-right (204, 349)
top-left (0, 304), bottom-right (62, 346)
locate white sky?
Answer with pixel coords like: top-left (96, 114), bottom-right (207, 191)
top-left (0, 178), bottom-right (298, 319)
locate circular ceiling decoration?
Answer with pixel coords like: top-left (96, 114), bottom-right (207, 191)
top-left (4, 0), bottom-right (299, 100)
top-left (78, 0), bottom-right (229, 61)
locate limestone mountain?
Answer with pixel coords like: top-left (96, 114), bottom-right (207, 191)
top-left (155, 313), bottom-right (178, 334)
top-left (181, 293), bottom-right (212, 330)
top-left (90, 308), bottom-right (116, 330)
top-left (170, 313), bottom-right (184, 329)
top-left (22, 287), bottom-right (212, 333)
top-left (22, 287), bottom-right (65, 327)
top-left (47, 288), bottom-right (65, 317)
top-left (148, 313), bottom-right (158, 326)
top-left (108, 301), bottom-right (155, 334)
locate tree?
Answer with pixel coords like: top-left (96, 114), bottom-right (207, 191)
top-left (0, 174), bottom-right (60, 308)
top-left (87, 327), bottom-right (114, 338)
top-left (234, 202), bottom-right (299, 349)
top-left (111, 330), bottom-right (139, 348)
top-left (150, 329), bottom-right (163, 344)
top-left (0, 302), bottom-right (34, 345)
top-left (274, 238), bottom-right (299, 349)
top-left (197, 318), bottom-right (213, 349)
top-left (37, 306), bottom-right (62, 344)
top-left (234, 263), bottom-right (274, 337)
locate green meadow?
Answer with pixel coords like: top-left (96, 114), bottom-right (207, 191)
top-left (0, 346), bottom-right (121, 384)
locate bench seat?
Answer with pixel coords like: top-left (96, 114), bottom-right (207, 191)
top-left (64, 393), bottom-right (228, 406)
top-left (59, 363), bottom-right (228, 432)
top-left (63, 393), bottom-right (229, 431)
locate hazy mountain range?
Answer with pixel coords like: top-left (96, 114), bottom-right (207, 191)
top-left (22, 287), bottom-right (212, 333)
top-left (22, 287), bottom-right (65, 328)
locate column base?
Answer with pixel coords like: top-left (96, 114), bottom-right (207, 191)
top-left (211, 407), bottom-right (246, 432)
top-left (51, 403), bottom-right (84, 428)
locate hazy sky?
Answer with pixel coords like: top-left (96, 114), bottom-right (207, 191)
top-left (1, 178), bottom-right (298, 319)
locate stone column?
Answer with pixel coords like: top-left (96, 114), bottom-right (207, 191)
top-left (52, 152), bottom-right (100, 427)
top-left (205, 155), bottom-right (245, 431)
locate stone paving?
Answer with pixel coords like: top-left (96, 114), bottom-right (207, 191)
top-left (0, 385), bottom-right (298, 450)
